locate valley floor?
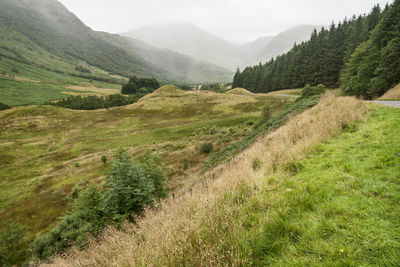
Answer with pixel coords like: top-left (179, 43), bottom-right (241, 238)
top-left (0, 86), bottom-right (291, 263)
top-left (48, 97), bottom-right (400, 266)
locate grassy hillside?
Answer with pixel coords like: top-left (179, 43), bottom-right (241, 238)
top-left (0, 22), bottom-right (126, 106)
top-left (0, 85), bottom-right (292, 263)
top-left (0, 0), bottom-right (232, 84)
top-left (49, 96), bottom-right (400, 266)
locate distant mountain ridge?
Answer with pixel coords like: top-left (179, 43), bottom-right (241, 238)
top-left (123, 23), bottom-right (318, 70)
top-left (0, 0), bottom-right (232, 83)
top-left (122, 23), bottom-right (248, 70)
top-left (256, 25), bottom-right (320, 63)
top-left (238, 36), bottom-right (275, 57)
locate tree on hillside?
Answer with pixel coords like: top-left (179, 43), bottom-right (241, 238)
top-left (232, 68), bottom-right (242, 89)
top-left (121, 76), bottom-right (139, 94)
top-left (0, 221), bottom-right (26, 266)
top-left (121, 76), bottom-right (160, 94)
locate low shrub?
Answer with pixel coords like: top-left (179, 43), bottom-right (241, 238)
top-left (255, 104), bottom-right (272, 128)
top-left (0, 221), bottom-right (26, 266)
top-left (299, 84), bottom-right (326, 99)
top-left (252, 158), bottom-right (262, 171)
top-left (183, 158), bottom-right (189, 171)
top-left (32, 149), bottom-right (168, 260)
top-left (75, 65), bottom-right (91, 74)
top-left (0, 102), bottom-right (11, 111)
top-left (48, 94), bottom-right (142, 110)
top-left (200, 143), bottom-right (214, 154)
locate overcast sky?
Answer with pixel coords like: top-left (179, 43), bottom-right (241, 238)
top-left (58, 0), bottom-right (391, 44)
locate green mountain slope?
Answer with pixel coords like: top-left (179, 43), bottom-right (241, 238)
top-left (0, 0), bottom-right (231, 83)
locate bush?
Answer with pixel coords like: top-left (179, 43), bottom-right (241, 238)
top-left (33, 149), bottom-right (168, 259)
top-left (176, 84), bottom-right (192, 91)
top-left (49, 94), bottom-right (141, 110)
top-left (75, 65), bottom-right (91, 73)
top-left (252, 158), bottom-right (262, 171)
top-left (137, 87), bottom-right (150, 94)
top-left (137, 150), bottom-right (168, 200)
top-left (183, 158), bottom-right (189, 170)
top-left (284, 161), bottom-right (304, 175)
top-left (255, 104), bottom-right (272, 128)
top-left (32, 185), bottom-right (105, 260)
top-left (101, 155), bottom-right (107, 164)
top-left (200, 143), bottom-right (214, 154)
top-left (300, 84), bottom-right (326, 99)
top-left (122, 76), bottom-right (160, 94)
top-left (0, 221), bottom-right (26, 266)
top-left (0, 102), bottom-right (10, 111)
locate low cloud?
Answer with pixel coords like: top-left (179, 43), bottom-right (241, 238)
top-left (59, 0), bottom-right (391, 43)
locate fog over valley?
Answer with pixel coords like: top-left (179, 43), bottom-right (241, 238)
top-left (59, 0), bottom-right (390, 43)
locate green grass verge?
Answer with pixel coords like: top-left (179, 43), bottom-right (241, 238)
top-left (205, 95), bottom-right (321, 169)
top-left (195, 106), bottom-right (400, 266)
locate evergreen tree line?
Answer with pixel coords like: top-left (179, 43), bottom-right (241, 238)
top-left (48, 94), bottom-right (142, 110)
top-left (233, 4), bottom-right (389, 98)
top-left (121, 76), bottom-right (160, 94)
top-left (33, 149), bottom-right (168, 260)
top-left (340, 0), bottom-right (400, 98)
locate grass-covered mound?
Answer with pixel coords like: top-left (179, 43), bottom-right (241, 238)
top-left (225, 88), bottom-right (254, 95)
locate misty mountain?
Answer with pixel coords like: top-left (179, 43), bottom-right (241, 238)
top-left (0, 0), bottom-right (232, 83)
top-left (122, 23), bottom-right (248, 70)
top-left (254, 25), bottom-right (319, 64)
top-left (238, 36), bottom-right (275, 57)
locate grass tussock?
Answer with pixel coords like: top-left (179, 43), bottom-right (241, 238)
top-left (378, 82), bottom-right (400, 100)
top-left (45, 94), bottom-right (372, 266)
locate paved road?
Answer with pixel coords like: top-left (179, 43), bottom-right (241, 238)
top-left (270, 93), bottom-right (400, 108)
top-left (368, 101), bottom-right (400, 108)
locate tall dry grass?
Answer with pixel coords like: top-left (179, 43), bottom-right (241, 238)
top-left (45, 94), bottom-right (366, 267)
